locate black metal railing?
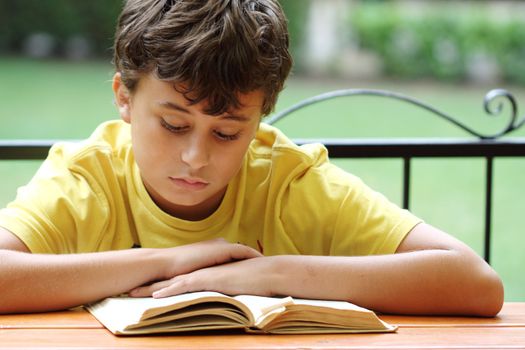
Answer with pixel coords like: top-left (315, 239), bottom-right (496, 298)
top-left (0, 140), bottom-right (58, 160)
top-left (1, 89), bottom-right (524, 264)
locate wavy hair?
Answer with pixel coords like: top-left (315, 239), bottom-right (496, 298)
top-left (114, 0), bottom-right (292, 116)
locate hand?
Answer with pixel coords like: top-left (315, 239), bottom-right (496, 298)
top-left (129, 256), bottom-right (276, 298)
top-left (139, 238), bottom-right (262, 290)
top-left (167, 238), bottom-right (262, 276)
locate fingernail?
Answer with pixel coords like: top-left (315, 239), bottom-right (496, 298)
top-left (153, 289), bottom-right (169, 298)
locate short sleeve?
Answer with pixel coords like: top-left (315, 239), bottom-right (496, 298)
top-left (329, 167), bottom-right (422, 256)
top-left (0, 143), bottom-right (111, 254)
top-left (278, 159), bottom-right (421, 257)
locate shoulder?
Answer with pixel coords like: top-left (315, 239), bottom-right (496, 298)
top-left (46, 120), bottom-right (131, 176)
top-left (50, 120), bottom-right (130, 161)
top-left (0, 121), bottom-right (132, 253)
top-left (245, 123), bottom-right (361, 217)
top-left (248, 123), bottom-right (329, 172)
top-left (31, 120), bottom-right (133, 209)
top-left (248, 123), bottom-right (364, 188)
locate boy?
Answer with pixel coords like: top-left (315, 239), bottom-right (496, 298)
top-left (0, 0), bottom-right (503, 316)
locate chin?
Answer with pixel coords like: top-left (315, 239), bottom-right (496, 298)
top-left (167, 194), bottom-right (210, 207)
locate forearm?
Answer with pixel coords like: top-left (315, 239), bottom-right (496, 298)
top-left (0, 248), bottom-right (165, 313)
top-left (0, 238), bottom-right (261, 314)
top-left (268, 250), bottom-right (503, 316)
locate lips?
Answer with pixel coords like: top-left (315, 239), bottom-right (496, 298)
top-left (169, 177), bottom-right (209, 190)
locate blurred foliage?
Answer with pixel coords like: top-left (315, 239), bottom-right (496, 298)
top-left (3, 0), bottom-right (522, 85)
top-left (279, 0), bottom-right (309, 70)
top-left (0, 0), bottom-right (308, 61)
top-left (0, 0), bottom-right (122, 57)
top-left (350, 2), bottom-right (525, 84)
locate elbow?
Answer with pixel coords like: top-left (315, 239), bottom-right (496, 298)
top-left (463, 260), bottom-right (504, 317)
top-left (473, 269), bottom-right (504, 317)
top-left (437, 250), bottom-right (504, 317)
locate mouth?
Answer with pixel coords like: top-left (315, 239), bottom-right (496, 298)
top-left (169, 177), bottom-right (209, 191)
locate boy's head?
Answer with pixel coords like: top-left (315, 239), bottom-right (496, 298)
top-left (113, 0), bottom-right (292, 117)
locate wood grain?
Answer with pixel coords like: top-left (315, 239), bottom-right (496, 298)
top-left (1, 303), bottom-right (524, 349)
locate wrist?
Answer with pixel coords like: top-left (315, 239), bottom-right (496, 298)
top-left (139, 248), bottom-right (172, 281)
top-left (264, 255), bottom-right (293, 296)
top-left (264, 255), bottom-right (328, 299)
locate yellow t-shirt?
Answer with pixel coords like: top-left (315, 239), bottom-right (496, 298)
top-left (0, 120), bottom-right (420, 256)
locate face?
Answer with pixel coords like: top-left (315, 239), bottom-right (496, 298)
top-left (113, 73), bottom-right (263, 220)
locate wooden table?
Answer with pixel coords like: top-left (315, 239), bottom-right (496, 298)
top-left (1, 303), bottom-right (524, 349)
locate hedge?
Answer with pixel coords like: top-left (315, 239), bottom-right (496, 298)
top-left (2, 1), bottom-right (522, 85)
top-left (0, 0), bottom-right (123, 57)
top-left (350, 2), bottom-right (525, 84)
top-left (0, 0), bottom-right (306, 60)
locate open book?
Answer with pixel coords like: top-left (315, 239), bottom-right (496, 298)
top-left (86, 291), bottom-right (396, 335)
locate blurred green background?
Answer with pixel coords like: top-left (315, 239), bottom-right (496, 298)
top-left (1, 0), bottom-right (524, 301)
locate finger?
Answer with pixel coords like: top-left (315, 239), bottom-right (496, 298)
top-left (152, 285), bottom-right (184, 298)
top-left (228, 244), bottom-right (263, 260)
top-left (209, 238), bottom-right (262, 258)
top-left (152, 274), bottom-right (203, 298)
top-left (204, 239), bottom-right (262, 259)
top-left (129, 280), bottom-right (173, 297)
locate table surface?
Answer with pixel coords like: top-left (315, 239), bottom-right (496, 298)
top-left (1, 302), bottom-right (524, 349)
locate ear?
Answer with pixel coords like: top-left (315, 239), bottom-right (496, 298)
top-left (112, 72), bottom-right (132, 123)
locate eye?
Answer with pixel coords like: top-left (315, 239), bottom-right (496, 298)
top-left (214, 130), bottom-right (240, 141)
top-left (160, 118), bottom-right (188, 133)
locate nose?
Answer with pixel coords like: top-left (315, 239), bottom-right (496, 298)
top-left (180, 134), bottom-right (209, 170)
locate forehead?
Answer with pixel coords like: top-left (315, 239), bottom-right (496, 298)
top-left (134, 73), bottom-right (264, 116)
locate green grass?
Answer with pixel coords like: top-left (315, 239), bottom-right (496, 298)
top-left (1, 58), bottom-right (525, 301)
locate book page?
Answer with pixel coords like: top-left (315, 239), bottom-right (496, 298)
top-left (87, 291), bottom-right (255, 334)
top-left (126, 302), bottom-right (250, 330)
top-left (139, 292), bottom-right (252, 321)
top-left (86, 293), bottom-right (396, 335)
top-left (254, 298), bottom-right (397, 333)
top-left (233, 295), bottom-right (294, 324)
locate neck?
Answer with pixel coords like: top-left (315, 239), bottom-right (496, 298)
top-left (146, 184), bottom-right (227, 221)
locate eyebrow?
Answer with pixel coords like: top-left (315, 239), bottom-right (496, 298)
top-left (157, 101), bottom-right (251, 122)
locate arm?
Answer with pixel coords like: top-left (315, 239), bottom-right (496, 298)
top-left (131, 223), bottom-right (503, 317)
top-left (267, 222), bottom-right (504, 316)
top-left (0, 227), bottom-right (261, 314)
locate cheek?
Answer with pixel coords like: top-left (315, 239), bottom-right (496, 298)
top-left (131, 124), bottom-right (168, 167)
top-left (214, 142), bottom-right (252, 176)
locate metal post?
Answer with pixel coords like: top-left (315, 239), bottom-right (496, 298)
top-left (484, 156), bottom-right (494, 264)
top-left (403, 157), bottom-right (411, 210)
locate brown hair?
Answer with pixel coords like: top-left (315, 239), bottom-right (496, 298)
top-left (113, 0), bottom-right (292, 116)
